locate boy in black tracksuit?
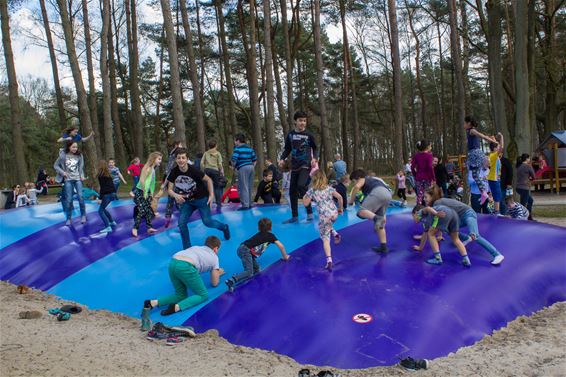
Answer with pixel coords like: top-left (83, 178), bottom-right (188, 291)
top-left (254, 169), bottom-right (281, 204)
top-left (278, 111), bottom-right (318, 224)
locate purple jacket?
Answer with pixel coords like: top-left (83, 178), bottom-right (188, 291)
top-left (411, 152), bottom-right (436, 182)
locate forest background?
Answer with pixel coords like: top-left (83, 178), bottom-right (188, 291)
top-left (1, 0), bottom-right (565, 187)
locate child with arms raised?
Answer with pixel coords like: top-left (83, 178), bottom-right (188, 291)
top-left (303, 170), bottom-right (344, 270)
top-left (225, 218), bottom-right (289, 291)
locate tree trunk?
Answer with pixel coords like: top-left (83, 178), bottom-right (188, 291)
top-left (272, 40), bottom-right (289, 135)
top-left (82, 0), bottom-right (102, 158)
top-left (215, 0), bottom-right (236, 152)
top-left (387, 0), bottom-right (404, 172)
top-left (407, 3), bottom-right (427, 139)
top-left (512, 0), bottom-right (531, 155)
top-left (160, 0), bottom-right (186, 144)
top-left (437, 20), bottom-right (447, 157)
top-left (56, 0), bottom-right (98, 179)
top-left (262, 0), bottom-right (277, 162)
top-left (179, 0), bottom-right (206, 152)
top-left (447, 0), bottom-right (466, 153)
top-left (39, 0), bottom-right (67, 128)
top-left (486, 1), bottom-right (508, 144)
top-left (460, 0), bottom-right (471, 113)
top-left (154, 28), bottom-right (165, 153)
top-left (107, 4), bottom-right (126, 165)
top-left (238, 0), bottom-right (265, 174)
top-left (194, 0), bottom-right (206, 97)
top-left (313, 0), bottom-right (332, 165)
top-left (1, 0), bottom-right (29, 182)
top-left (100, 0), bottom-right (114, 160)
top-left (280, 0), bottom-right (294, 131)
top-left (125, 0), bottom-right (145, 156)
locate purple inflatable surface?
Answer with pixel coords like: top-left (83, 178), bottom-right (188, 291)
top-left (184, 214), bottom-right (566, 369)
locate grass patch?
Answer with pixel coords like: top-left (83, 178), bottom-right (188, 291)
top-left (533, 205), bottom-right (566, 218)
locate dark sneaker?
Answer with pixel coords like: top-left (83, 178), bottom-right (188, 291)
top-left (371, 245), bottom-right (388, 253)
top-left (283, 217), bottom-right (299, 224)
top-left (160, 304), bottom-right (177, 316)
top-left (399, 357), bottom-right (429, 371)
top-left (146, 329), bottom-right (168, 341)
top-left (225, 278), bottom-right (235, 293)
top-left (222, 225), bottom-right (231, 241)
top-left (165, 336), bottom-right (185, 346)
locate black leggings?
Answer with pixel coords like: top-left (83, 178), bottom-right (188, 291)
top-left (290, 169), bottom-right (313, 218)
top-left (397, 188), bottom-right (406, 201)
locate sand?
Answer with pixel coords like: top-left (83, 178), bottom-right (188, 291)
top-left (1, 219), bottom-right (565, 377)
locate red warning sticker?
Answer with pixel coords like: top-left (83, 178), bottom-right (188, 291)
top-left (352, 313), bottom-right (373, 324)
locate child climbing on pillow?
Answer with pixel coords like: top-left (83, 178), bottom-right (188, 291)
top-left (225, 218), bottom-right (289, 292)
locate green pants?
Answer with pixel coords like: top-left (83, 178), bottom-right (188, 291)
top-left (157, 259), bottom-right (209, 311)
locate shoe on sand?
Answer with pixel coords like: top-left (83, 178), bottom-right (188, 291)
top-left (18, 311), bottom-right (42, 319)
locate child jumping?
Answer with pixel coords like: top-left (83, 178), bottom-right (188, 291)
top-left (303, 170), bottom-right (344, 270)
top-left (225, 218), bottom-right (289, 291)
top-left (349, 169), bottom-right (392, 253)
top-left (425, 186), bottom-right (504, 265)
top-left (132, 152), bottom-right (162, 237)
top-left (464, 116), bottom-right (498, 205)
top-left (412, 204), bottom-right (471, 267)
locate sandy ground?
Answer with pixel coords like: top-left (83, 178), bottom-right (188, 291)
top-left (1, 217), bottom-right (565, 376)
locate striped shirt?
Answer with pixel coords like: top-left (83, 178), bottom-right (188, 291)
top-left (508, 202), bottom-right (529, 220)
top-left (231, 144), bottom-right (257, 170)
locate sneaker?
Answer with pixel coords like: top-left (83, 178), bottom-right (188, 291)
top-left (165, 336), bottom-right (185, 346)
top-left (164, 217), bottom-right (171, 228)
top-left (65, 219), bottom-right (72, 226)
top-left (371, 245), bottom-right (388, 253)
top-left (461, 256), bottom-right (472, 267)
top-left (81, 216), bottom-right (87, 224)
top-left (222, 225), bottom-right (231, 241)
top-left (225, 278), bottom-right (235, 293)
top-left (399, 357), bottom-right (429, 371)
top-left (160, 304), bottom-right (177, 316)
top-left (306, 214), bottom-right (314, 221)
top-left (146, 330), bottom-right (168, 341)
top-left (283, 217), bottom-right (299, 224)
top-left (100, 226), bottom-right (112, 233)
top-left (333, 232), bottom-right (342, 245)
top-left (491, 254), bottom-right (505, 265)
top-left (426, 257), bottom-right (443, 265)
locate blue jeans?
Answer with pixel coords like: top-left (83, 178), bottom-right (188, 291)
top-left (64, 180), bottom-right (85, 219)
top-left (458, 209), bottom-right (500, 258)
top-left (113, 181), bottom-right (121, 193)
top-left (232, 244), bottom-right (259, 284)
top-left (178, 196), bottom-right (227, 249)
top-left (131, 176), bottom-right (140, 192)
top-left (98, 193), bottom-right (117, 227)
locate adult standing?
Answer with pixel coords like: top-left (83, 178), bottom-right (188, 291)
top-left (411, 140), bottom-right (435, 206)
top-left (202, 139), bottom-right (225, 207)
top-left (168, 148), bottom-right (230, 249)
top-left (433, 156), bottom-right (449, 197)
top-left (278, 111), bottom-right (318, 224)
top-left (4, 184), bottom-right (18, 209)
top-left (333, 154), bottom-right (347, 180)
top-left (499, 154), bottom-right (514, 215)
top-left (231, 134), bottom-right (257, 211)
top-left (516, 153), bottom-right (535, 220)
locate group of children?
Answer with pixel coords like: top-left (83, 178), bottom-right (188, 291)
top-left (3, 182), bottom-right (45, 209)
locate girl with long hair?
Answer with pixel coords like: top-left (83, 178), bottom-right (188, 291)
top-left (132, 152), bottom-right (162, 237)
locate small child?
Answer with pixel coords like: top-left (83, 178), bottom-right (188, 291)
top-left (254, 169), bottom-right (281, 204)
top-left (222, 184), bottom-right (240, 203)
top-left (280, 160), bottom-right (291, 206)
top-left (225, 218), bottom-right (289, 291)
top-left (505, 195), bottom-right (529, 220)
top-left (332, 174), bottom-right (349, 210)
top-left (412, 204), bottom-right (471, 267)
top-left (25, 182), bottom-right (44, 205)
top-left (303, 170), bottom-right (344, 270)
top-left (396, 170), bottom-right (407, 205)
top-left (127, 157), bottom-right (144, 195)
top-left (108, 158), bottom-right (127, 193)
top-left (15, 187), bottom-right (30, 207)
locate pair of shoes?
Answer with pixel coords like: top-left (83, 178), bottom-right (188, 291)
top-left (371, 245), bottom-right (388, 253)
top-left (160, 304), bottom-right (178, 316)
top-left (223, 225), bottom-right (231, 241)
top-left (164, 217), bottom-right (171, 228)
top-left (225, 278), bottom-right (235, 293)
top-left (65, 219), bottom-right (72, 226)
top-left (110, 221), bottom-right (118, 227)
top-left (81, 216), bottom-right (87, 224)
top-left (491, 254), bottom-right (505, 265)
top-left (165, 336), bottom-right (185, 346)
top-left (283, 217), bottom-right (299, 224)
top-left (399, 356), bottom-right (429, 371)
top-left (152, 322), bottom-right (196, 338)
top-left (333, 232), bottom-right (341, 245)
top-left (100, 226), bottom-right (112, 233)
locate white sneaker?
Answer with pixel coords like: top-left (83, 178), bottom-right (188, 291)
top-left (491, 254), bottom-right (505, 265)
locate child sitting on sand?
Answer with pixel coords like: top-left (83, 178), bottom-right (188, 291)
top-left (303, 170), bottom-right (344, 270)
top-left (412, 202), bottom-right (471, 267)
top-left (225, 218), bottom-right (289, 291)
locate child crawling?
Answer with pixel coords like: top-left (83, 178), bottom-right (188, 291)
top-left (225, 218), bottom-right (289, 291)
